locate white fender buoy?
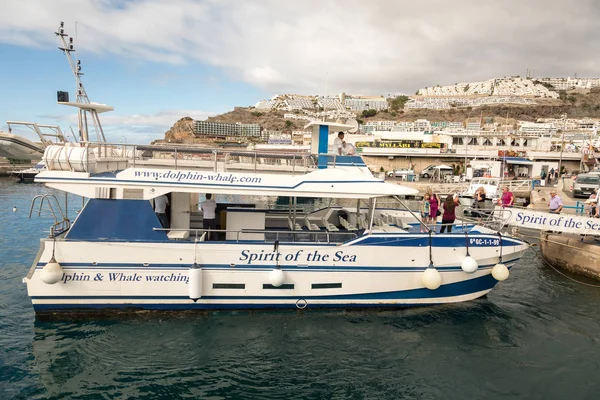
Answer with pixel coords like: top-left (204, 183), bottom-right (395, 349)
top-left (40, 257), bottom-right (63, 285)
top-left (188, 262), bottom-right (203, 301)
top-left (492, 263), bottom-right (509, 281)
top-left (421, 266), bottom-right (442, 290)
top-left (461, 256), bottom-right (479, 274)
top-left (269, 268), bottom-right (284, 287)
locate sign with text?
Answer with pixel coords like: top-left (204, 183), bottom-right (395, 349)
top-left (355, 141), bottom-right (443, 149)
top-left (498, 208), bottom-right (600, 236)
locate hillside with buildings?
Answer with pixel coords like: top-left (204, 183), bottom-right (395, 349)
top-left (159, 81), bottom-right (600, 144)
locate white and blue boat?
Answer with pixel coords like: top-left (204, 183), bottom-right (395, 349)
top-left (23, 119), bottom-right (529, 313)
top-left (21, 22), bottom-right (529, 314)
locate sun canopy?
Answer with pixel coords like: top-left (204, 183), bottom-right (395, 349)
top-left (36, 166), bottom-right (420, 200)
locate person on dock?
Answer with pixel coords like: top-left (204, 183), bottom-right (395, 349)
top-left (548, 191), bottom-right (563, 214)
top-left (154, 194), bottom-right (169, 229)
top-left (587, 189), bottom-right (598, 217)
top-left (499, 186), bottom-right (514, 208)
top-left (200, 194), bottom-right (218, 240)
top-left (439, 195), bottom-right (457, 233)
top-left (420, 193), bottom-right (431, 233)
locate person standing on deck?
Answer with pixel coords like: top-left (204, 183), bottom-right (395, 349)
top-left (154, 194), bottom-right (169, 229)
top-left (333, 132), bottom-right (345, 155)
top-left (439, 195), bottom-right (457, 233)
top-left (200, 194), bottom-right (218, 240)
top-left (420, 193), bottom-right (431, 233)
top-left (427, 189), bottom-right (440, 231)
top-left (472, 187), bottom-right (487, 221)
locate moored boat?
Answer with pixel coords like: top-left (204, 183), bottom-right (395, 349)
top-left (21, 23), bottom-right (529, 313)
top-left (23, 120), bottom-right (528, 313)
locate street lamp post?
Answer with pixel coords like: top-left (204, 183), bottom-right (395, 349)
top-left (557, 114), bottom-right (567, 182)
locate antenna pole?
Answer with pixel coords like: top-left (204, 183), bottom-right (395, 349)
top-left (55, 22), bottom-right (107, 143)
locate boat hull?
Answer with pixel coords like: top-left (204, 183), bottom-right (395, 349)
top-left (25, 238), bottom-right (527, 313)
top-left (0, 133), bottom-right (43, 160)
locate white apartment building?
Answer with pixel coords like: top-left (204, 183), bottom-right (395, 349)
top-left (448, 121), bottom-right (464, 130)
top-left (344, 98), bottom-right (388, 111)
top-left (414, 119), bottom-right (431, 131)
top-left (538, 77), bottom-right (600, 91)
top-left (193, 121), bottom-right (261, 138)
top-left (391, 122), bottom-right (415, 131)
top-left (518, 122), bottom-right (555, 135)
top-left (466, 122), bottom-right (481, 131)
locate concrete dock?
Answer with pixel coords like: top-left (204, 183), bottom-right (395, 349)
top-left (540, 233), bottom-right (600, 280)
top-left (532, 178), bottom-right (600, 280)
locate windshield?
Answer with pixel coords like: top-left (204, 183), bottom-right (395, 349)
top-left (576, 175), bottom-right (600, 184)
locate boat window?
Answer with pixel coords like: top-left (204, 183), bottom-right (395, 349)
top-left (312, 283), bottom-right (342, 289)
top-left (262, 284), bottom-right (294, 289)
top-left (213, 283), bottom-right (245, 289)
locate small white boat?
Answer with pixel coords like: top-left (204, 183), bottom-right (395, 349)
top-left (0, 131), bottom-right (43, 160)
top-left (459, 177), bottom-right (502, 207)
top-left (11, 161), bottom-right (46, 182)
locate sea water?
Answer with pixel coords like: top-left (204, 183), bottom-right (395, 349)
top-left (1, 177), bottom-right (599, 399)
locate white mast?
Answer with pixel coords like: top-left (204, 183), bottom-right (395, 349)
top-left (55, 22), bottom-right (112, 143)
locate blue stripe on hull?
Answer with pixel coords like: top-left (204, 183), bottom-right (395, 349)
top-left (32, 273), bottom-right (499, 312)
top-left (35, 258), bottom-right (520, 272)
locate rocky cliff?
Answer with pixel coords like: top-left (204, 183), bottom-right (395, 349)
top-left (163, 117), bottom-right (195, 143)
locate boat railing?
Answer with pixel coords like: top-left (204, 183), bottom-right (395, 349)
top-left (154, 227), bottom-right (358, 243)
top-left (43, 141), bottom-right (326, 174)
top-left (461, 204), bottom-right (531, 231)
top-left (428, 182), bottom-right (470, 196)
top-left (28, 194), bottom-right (71, 238)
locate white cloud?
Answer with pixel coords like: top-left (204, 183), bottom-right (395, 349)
top-left (36, 109), bottom-right (217, 143)
top-left (1, 0), bottom-right (599, 95)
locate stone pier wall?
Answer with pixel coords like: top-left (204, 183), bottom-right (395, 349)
top-left (540, 233), bottom-right (600, 280)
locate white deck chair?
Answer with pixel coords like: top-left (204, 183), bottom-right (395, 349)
top-left (340, 216), bottom-right (357, 231)
top-left (375, 217), bottom-right (388, 227)
top-left (305, 216), bottom-right (320, 231)
top-left (321, 217), bottom-right (339, 232)
top-left (358, 214), bottom-right (368, 229)
top-left (288, 216), bottom-right (302, 231)
top-left (395, 217), bottom-right (412, 230)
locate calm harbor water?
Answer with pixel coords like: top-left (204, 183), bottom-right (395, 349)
top-left (1, 177), bottom-right (600, 400)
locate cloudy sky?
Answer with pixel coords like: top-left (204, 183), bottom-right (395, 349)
top-left (0, 0), bottom-right (598, 142)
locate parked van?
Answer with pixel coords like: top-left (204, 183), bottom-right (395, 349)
top-left (572, 173), bottom-right (600, 198)
top-left (419, 164), bottom-right (453, 179)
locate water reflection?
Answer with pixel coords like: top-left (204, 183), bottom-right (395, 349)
top-left (30, 301), bottom-right (523, 399)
